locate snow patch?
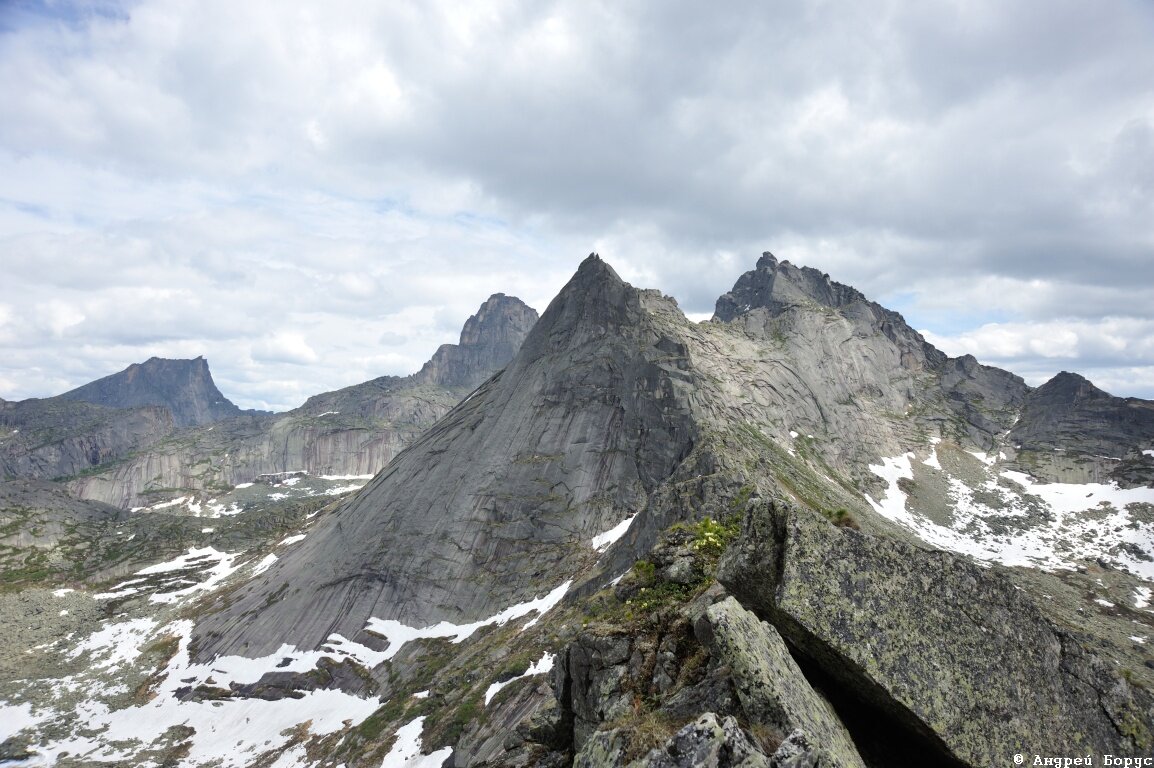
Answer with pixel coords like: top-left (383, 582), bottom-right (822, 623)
top-left (279, 534), bottom-right (307, 546)
top-left (205, 500), bottom-right (244, 517)
top-left (251, 554), bottom-right (278, 576)
top-left (92, 547), bottom-right (244, 604)
top-left (1135, 586), bottom-right (1152, 609)
top-left (148, 496), bottom-right (188, 511)
top-left (326, 483), bottom-right (368, 495)
top-left (69, 618), bottom-right (158, 670)
top-left (869, 452), bottom-right (1154, 579)
top-left (365, 580), bottom-right (571, 654)
top-left (591, 514), bottom-right (638, 551)
top-left (379, 717), bottom-right (453, 768)
top-left (967, 451), bottom-right (996, 466)
top-left (0, 701), bottom-right (46, 740)
top-left (484, 652), bottom-right (554, 705)
top-left (320, 473), bottom-right (374, 481)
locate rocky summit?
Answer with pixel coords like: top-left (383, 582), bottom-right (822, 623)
top-left (1, 253), bottom-right (1152, 768)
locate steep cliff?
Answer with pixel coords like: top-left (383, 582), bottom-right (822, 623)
top-left (413, 293), bottom-right (540, 388)
top-left (0, 398), bottom-right (174, 480)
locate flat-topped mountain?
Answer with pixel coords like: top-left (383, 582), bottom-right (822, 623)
top-left (56, 356), bottom-right (246, 427)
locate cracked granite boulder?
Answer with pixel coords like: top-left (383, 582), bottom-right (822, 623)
top-left (718, 498), bottom-right (1154, 766)
top-left (694, 597), bottom-right (865, 768)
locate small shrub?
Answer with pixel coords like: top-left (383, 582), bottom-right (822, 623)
top-left (748, 722), bottom-right (785, 755)
top-left (822, 507), bottom-right (860, 530)
top-left (691, 517), bottom-right (739, 559)
top-left (632, 559), bottom-right (657, 586)
top-left (616, 709), bottom-right (677, 762)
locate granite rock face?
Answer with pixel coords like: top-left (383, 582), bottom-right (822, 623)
top-left (190, 255), bottom-right (700, 658)
top-left (713, 252), bottom-right (944, 374)
top-left (63, 386), bottom-right (452, 508)
top-left (718, 498), bottom-right (1154, 766)
top-left (0, 398), bottom-right (174, 481)
top-left (56, 356), bottom-right (245, 427)
top-left (1009, 371), bottom-right (1154, 485)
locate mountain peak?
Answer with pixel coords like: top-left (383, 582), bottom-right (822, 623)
top-left (713, 253), bottom-right (865, 321)
top-left (755, 250), bottom-right (778, 270)
top-left (55, 357), bottom-right (242, 427)
top-left (413, 294), bottom-right (539, 389)
top-left (573, 251), bottom-right (623, 284)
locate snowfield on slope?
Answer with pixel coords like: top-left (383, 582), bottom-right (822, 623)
top-left (0, 555), bottom-right (572, 767)
top-left (868, 448), bottom-right (1154, 581)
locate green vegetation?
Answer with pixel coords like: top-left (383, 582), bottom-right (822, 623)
top-left (689, 516), bottom-right (740, 560)
top-left (821, 506), bottom-right (860, 529)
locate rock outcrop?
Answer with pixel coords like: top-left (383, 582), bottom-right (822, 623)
top-left (718, 498), bottom-right (1154, 766)
top-left (56, 356), bottom-right (246, 427)
top-left (712, 252), bottom-right (944, 374)
top-left (1008, 371), bottom-right (1154, 485)
top-left (694, 598), bottom-right (865, 768)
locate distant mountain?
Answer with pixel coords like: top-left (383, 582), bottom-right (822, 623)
top-left (62, 293), bottom-right (540, 508)
top-left (56, 356), bottom-right (245, 428)
top-left (412, 292), bottom-right (540, 389)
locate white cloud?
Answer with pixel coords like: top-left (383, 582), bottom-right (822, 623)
top-left (0, 0), bottom-right (1151, 407)
top-left (922, 317), bottom-right (1154, 395)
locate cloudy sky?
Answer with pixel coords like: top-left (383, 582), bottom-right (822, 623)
top-left (1, 0), bottom-right (1151, 411)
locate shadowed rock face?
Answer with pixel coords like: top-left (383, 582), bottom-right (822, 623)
top-left (1011, 371), bottom-right (1154, 456)
top-left (56, 356), bottom-right (244, 428)
top-left (0, 398), bottom-right (174, 480)
top-left (190, 255), bottom-right (700, 660)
